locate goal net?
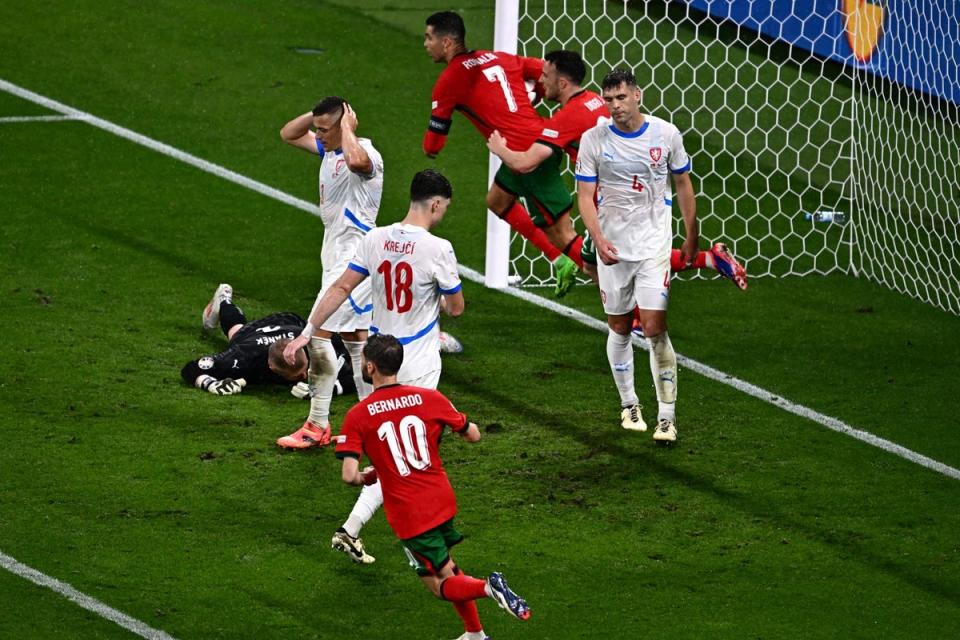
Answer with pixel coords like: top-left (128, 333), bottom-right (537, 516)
top-left (495, 0), bottom-right (960, 315)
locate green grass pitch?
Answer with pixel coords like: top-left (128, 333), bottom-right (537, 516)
top-left (1, 1), bottom-right (959, 638)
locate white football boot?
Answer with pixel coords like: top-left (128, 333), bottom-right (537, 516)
top-left (438, 331), bottom-right (464, 354)
top-left (331, 528), bottom-right (375, 564)
top-left (653, 418), bottom-right (678, 443)
top-left (620, 405), bottom-right (648, 432)
top-left (202, 283), bottom-right (233, 330)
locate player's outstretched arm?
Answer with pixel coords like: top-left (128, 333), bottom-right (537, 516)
top-left (487, 131), bottom-right (553, 174)
top-left (340, 104), bottom-right (373, 174)
top-left (284, 268), bottom-right (367, 364)
top-left (673, 172), bottom-right (699, 264)
top-left (280, 111), bottom-right (321, 155)
top-left (194, 375), bottom-right (247, 395)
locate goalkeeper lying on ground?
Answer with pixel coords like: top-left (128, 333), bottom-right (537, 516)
top-left (180, 283), bottom-right (355, 397)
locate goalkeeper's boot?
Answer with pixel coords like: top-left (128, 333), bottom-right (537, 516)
top-left (202, 283), bottom-right (233, 330)
top-left (653, 418), bottom-right (678, 443)
top-left (709, 243), bottom-right (748, 290)
top-left (487, 572), bottom-right (531, 621)
top-left (620, 404), bottom-right (648, 432)
top-left (439, 331), bottom-right (464, 354)
top-left (331, 527), bottom-right (376, 564)
top-left (276, 420), bottom-right (331, 449)
top-left (553, 254), bottom-right (578, 298)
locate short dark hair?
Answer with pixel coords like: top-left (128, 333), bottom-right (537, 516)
top-left (363, 334), bottom-right (404, 377)
top-left (410, 169), bottom-right (453, 203)
top-left (426, 11), bottom-right (466, 44)
top-left (601, 69), bottom-right (638, 91)
top-left (268, 339), bottom-right (308, 380)
top-left (312, 96), bottom-right (346, 118)
top-left (544, 50), bottom-right (586, 86)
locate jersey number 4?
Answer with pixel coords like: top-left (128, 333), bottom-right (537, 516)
top-left (378, 416), bottom-right (431, 476)
top-left (377, 260), bottom-right (413, 313)
top-left (482, 65), bottom-right (518, 113)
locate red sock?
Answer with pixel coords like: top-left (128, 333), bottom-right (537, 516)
top-left (439, 573), bottom-right (489, 602)
top-left (563, 235), bottom-right (585, 268)
top-left (451, 601), bottom-right (483, 633)
top-left (500, 203), bottom-right (561, 260)
top-left (670, 248), bottom-right (710, 272)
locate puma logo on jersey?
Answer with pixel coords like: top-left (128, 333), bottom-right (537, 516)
top-left (257, 326), bottom-right (281, 333)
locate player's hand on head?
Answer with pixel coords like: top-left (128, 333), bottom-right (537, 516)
top-left (283, 335), bottom-right (310, 365)
top-left (341, 103), bottom-right (358, 132)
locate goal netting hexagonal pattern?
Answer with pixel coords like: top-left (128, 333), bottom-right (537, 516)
top-left (498, 0), bottom-right (959, 315)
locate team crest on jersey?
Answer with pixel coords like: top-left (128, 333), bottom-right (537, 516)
top-left (333, 158), bottom-right (346, 177)
top-left (649, 147), bottom-right (662, 163)
top-left (198, 357), bottom-right (214, 370)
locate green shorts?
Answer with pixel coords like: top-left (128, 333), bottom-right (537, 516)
top-left (401, 519), bottom-right (465, 576)
top-left (580, 230), bottom-right (597, 266)
top-left (494, 148), bottom-right (573, 228)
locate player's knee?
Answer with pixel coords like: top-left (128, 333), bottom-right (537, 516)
top-left (608, 316), bottom-right (632, 335)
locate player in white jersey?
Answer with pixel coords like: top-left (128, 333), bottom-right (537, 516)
top-left (282, 168), bottom-right (465, 563)
top-left (277, 97), bottom-right (384, 450)
top-left (575, 69), bottom-right (700, 444)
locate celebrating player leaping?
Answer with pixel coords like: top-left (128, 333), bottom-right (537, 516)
top-left (335, 334), bottom-right (530, 640)
top-left (283, 169), bottom-right (466, 564)
top-left (487, 49), bottom-right (748, 294)
top-left (422, 11), bottom-right (581, 295)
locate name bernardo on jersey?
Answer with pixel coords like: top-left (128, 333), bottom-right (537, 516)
top-left (366, 392), bottom-right (424, 416)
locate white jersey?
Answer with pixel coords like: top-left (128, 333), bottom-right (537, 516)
top-left (348, 223), bottom-right (462, 382)
top-left (575, 115), bottom-right (690, 261)
top-left (317, 138), bottom-right (384, 280)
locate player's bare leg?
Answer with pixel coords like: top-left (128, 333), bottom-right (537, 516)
top-left (607, 313), bottom-right (647, 431)
top-left (637, 309), bottom-right (678, 444)
top-left (670, 243), bottom-right (748, 289)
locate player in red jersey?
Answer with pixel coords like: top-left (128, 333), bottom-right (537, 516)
top-left (423, 11), bottom-right (581, 294)
top-left (335, 334), bottom-right (531, 640)
top-left (488, 50), bottom-right (748, 295)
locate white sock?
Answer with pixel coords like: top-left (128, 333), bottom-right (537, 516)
top-left (307, 336), bottom-right (337, 426)
top-left (647, 332), bottom-right (677, 420)
top-left (342, 339), bottom-right (373, 400)
top-left (606, 329), bottom-right (638, 407)
top-left (342, 480), bottom-right (383, 538)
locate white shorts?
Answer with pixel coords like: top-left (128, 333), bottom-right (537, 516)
top-left (318, 276), bottom-right (373, 333)
top-left (399, 368), bottom-right (440, 390)
top-left (597, 253), bottom-right (671, 315)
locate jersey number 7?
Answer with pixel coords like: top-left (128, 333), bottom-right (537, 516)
top-left (377, 260), bottom-right (414, 313)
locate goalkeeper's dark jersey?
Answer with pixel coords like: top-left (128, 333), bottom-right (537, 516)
top-left (180, 312), bottom-right (354, 393)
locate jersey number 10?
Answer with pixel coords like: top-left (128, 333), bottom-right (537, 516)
top-left (378, 416), bottom-right (432, 476)
top-left (377, 260), bottom-right (413, 313)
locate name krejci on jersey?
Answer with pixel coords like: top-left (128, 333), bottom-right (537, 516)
top-left (384, 240), bottom-right (417, 255)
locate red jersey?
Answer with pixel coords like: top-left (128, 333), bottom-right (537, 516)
top-left (335, 385), bottom-right (469, 539)
top-left (424, 50), bottom-right (545, 156)
top-left (535, 90), bottom-right (609, 164)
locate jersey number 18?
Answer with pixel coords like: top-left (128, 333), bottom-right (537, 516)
top-left (377, 260), bottom-right (413, 313)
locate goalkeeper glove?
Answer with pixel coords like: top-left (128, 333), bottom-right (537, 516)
top-left (291, 381), bottom-right (311, 399)
top-left (196, 375), bottom-right (247, 395)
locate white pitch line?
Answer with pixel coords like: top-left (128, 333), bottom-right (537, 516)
top-left (2, 77), bottom-right (958, 487)
top-left (0, 114), bottom-right (89, 123)
top-left (0, 551), bottom-right (177, 640)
